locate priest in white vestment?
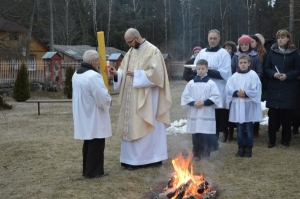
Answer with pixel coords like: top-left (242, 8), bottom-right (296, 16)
top-left (110, 28), bottom-right (172, 170)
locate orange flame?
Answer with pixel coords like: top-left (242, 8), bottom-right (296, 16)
top-left (170, 153), bottom-right (208, 199)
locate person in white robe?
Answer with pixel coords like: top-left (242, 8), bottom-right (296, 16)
top-left (225, 54), bottom-right (262, 158)
top-left (181, 59), bottom-right (221, 160)
top-left (72, 50), bottom-right (112, 178)
top-left (110, 28), bottom-right (172, 170)
top-left (194, 29), bottom-right (232, 142)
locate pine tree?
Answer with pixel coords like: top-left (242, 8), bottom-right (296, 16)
top-left (63, 66), bottom-right (74, 99)
top-left (13, 63), bottom-right (31, 102)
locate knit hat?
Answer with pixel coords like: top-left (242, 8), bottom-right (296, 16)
top-left (193, 46), bottom-right (202, 51)
top-left (255, 33), bottom-right (265, 45)
top-left (238, 35), bottom-right (252, 45)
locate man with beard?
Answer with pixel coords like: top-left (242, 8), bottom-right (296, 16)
top-left (110, 28), bottom-right (172, 170)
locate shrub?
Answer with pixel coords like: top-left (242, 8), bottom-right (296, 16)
top-left (0, 92), bottom-right (13, 110)
top-left (64, 66), bottom-right (74, 99)
top-left (13, 63), bottom-right (31, 102)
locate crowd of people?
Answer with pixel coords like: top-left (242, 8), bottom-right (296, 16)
top-left (182, 29), bottom-right (300, 158)
top-left (70, 27), bottom-right (300, 179)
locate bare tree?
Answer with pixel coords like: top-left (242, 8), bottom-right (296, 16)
top-left (25, 0), bottom-right (37, 60)
top-left (289, 0), bottom-right (294, 40)
top-left (240, 0), bottom-right (257, 35)
top-left (219, 0), bottom-right (228, 42)
top-left (49, 0), bottom-right (54, 51)
top-left (106, 0), bottom-right (116, 45)
top-left (91, 0), bottom-right (97, 36)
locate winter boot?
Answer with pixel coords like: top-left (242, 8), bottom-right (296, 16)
top-left (235, 146), bottom-right (244, 157)
top-left (222, 128), bottom-right (228, 142)
top-left (244, 147), bottom-right (252, 157)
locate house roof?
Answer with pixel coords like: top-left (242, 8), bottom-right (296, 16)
top-left (54, 45), bottom-right (126, 61)
top-left (108, 53), bottom-right (123, 60)
top-left (162, 54), bottom-right (171, 59)
top-left (42, 52), bottom-right (62, 59)
top-left (0, 18), bottom-right (28, 33)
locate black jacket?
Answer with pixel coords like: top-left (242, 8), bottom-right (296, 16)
top-left (264, 44), bottom-right (300, 109)
top-left (183, 58), bottom-right (196, 82)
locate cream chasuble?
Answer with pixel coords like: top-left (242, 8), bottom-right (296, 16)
top-left (114, 41), bottom-right (172, 142)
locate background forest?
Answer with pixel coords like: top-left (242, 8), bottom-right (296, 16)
top-left (1, 0), bottom-right (300, 60)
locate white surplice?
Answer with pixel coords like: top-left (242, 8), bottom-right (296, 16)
top-left (114, 70), bottom-right (168, 165)
top-left (72, 70), bottom-right (112, 140)
top-left (194, 48), bottom-right (231, 108)
top-left (225, 70), bottom-right (263, 123)
top-left (181, 78), bottom-right (221, 134)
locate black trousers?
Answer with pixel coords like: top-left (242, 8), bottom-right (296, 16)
top-left (82, 138), bottom-right (105, 178)
top-left (268, 108), bottom-right (293, 144)
top-left (215, 109), bottom-right (229, 137)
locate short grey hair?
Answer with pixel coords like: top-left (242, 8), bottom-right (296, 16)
top-left (208, 29), bottom-right (220, 36)
top-left (82, 50), bottom-right (99, 64)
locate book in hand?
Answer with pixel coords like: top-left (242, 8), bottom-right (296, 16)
top-left (184, 64), bottom-right (196, 69)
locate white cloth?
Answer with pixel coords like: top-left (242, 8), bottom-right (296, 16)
top-left (181, 79), bottom-right (221, 134)
top-left (194, 48), bottom-right (232, 108)
top-left (72, 70), bottom-right (112, 140)
top-left (225, 70), bottom-right (263, 123)
top-left (115, 71), bottom-right (168, 165)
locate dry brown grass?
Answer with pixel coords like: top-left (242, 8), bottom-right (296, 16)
top-left (1, 80), bottom-right (300, 199)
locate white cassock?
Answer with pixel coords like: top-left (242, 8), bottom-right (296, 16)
top-left (114, 70), bottom-right (168, 165)
top-left (225, 70), bottom-right (263, 123)
top-left (194, 48), bottom-right (231, 108)
top-left (181, 78), bottom-right (221, 134)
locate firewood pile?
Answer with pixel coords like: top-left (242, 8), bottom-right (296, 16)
top-left (156, 176), bottom-right (217, 199)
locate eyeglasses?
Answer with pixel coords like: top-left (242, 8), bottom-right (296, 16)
top-left (240, 43), bottom-right (249, 47)
top-left (126, 37), bottom-right (136, 44)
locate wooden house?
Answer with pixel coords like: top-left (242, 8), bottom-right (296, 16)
top-left (0, 18), bottom-right (48, 70)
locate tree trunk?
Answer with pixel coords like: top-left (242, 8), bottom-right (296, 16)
top-left (289, 0), bottom-right (294, 40)
top-left (49, 0), bottom-right (54, 51)
top-left (26, 0), bottom-right (37, 60)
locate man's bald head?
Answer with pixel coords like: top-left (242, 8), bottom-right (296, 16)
top-left (125, 28), bottom-right (140, 38)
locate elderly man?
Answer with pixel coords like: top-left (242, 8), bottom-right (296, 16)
top-left (72, 50), bottom-right (112, 178)
top-left (110, 28), bottom-right (172, 170)
top-left (194, 29), bottom-right (231, 144)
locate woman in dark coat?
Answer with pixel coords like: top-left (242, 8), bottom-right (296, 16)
top-left (264, 30), bottom-right (300, 148)
top-left (183, 46), bottom-right (202, 82)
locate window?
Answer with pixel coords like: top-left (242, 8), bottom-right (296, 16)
top-left (26, 55), bottom-right (36, 71)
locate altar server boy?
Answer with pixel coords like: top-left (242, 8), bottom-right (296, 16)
top-left (226, 54), bottom-right (263, 157)
top-left (181, 59), bottom-right (221, 160)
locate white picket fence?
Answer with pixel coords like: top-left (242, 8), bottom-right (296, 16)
top-left (0, 60), bottom-right (81, 84)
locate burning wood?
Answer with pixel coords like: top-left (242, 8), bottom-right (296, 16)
top-left (156, 154), bottom-right (217, 199)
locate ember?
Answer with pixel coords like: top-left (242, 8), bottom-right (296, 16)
top-left (156, 154), bottom-right (216, 199)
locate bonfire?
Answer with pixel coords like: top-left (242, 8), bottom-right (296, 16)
top-left (157, 154), bottom-right (216, 199)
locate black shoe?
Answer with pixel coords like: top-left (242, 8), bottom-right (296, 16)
top-left (86, 173), bottom-right (108, 179)
top-left (281, 141), bottom-right (290, 147)
top-left (292, 128), bottom-right (299, 135)
top-left (268, 143), bottom-right (275, 148)
top-left (128, 166), bottom-right (141, 171)
top-left (235, 146), bottom-right (244, 157)
top-left (244, 147), bottom-right (252, 157)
